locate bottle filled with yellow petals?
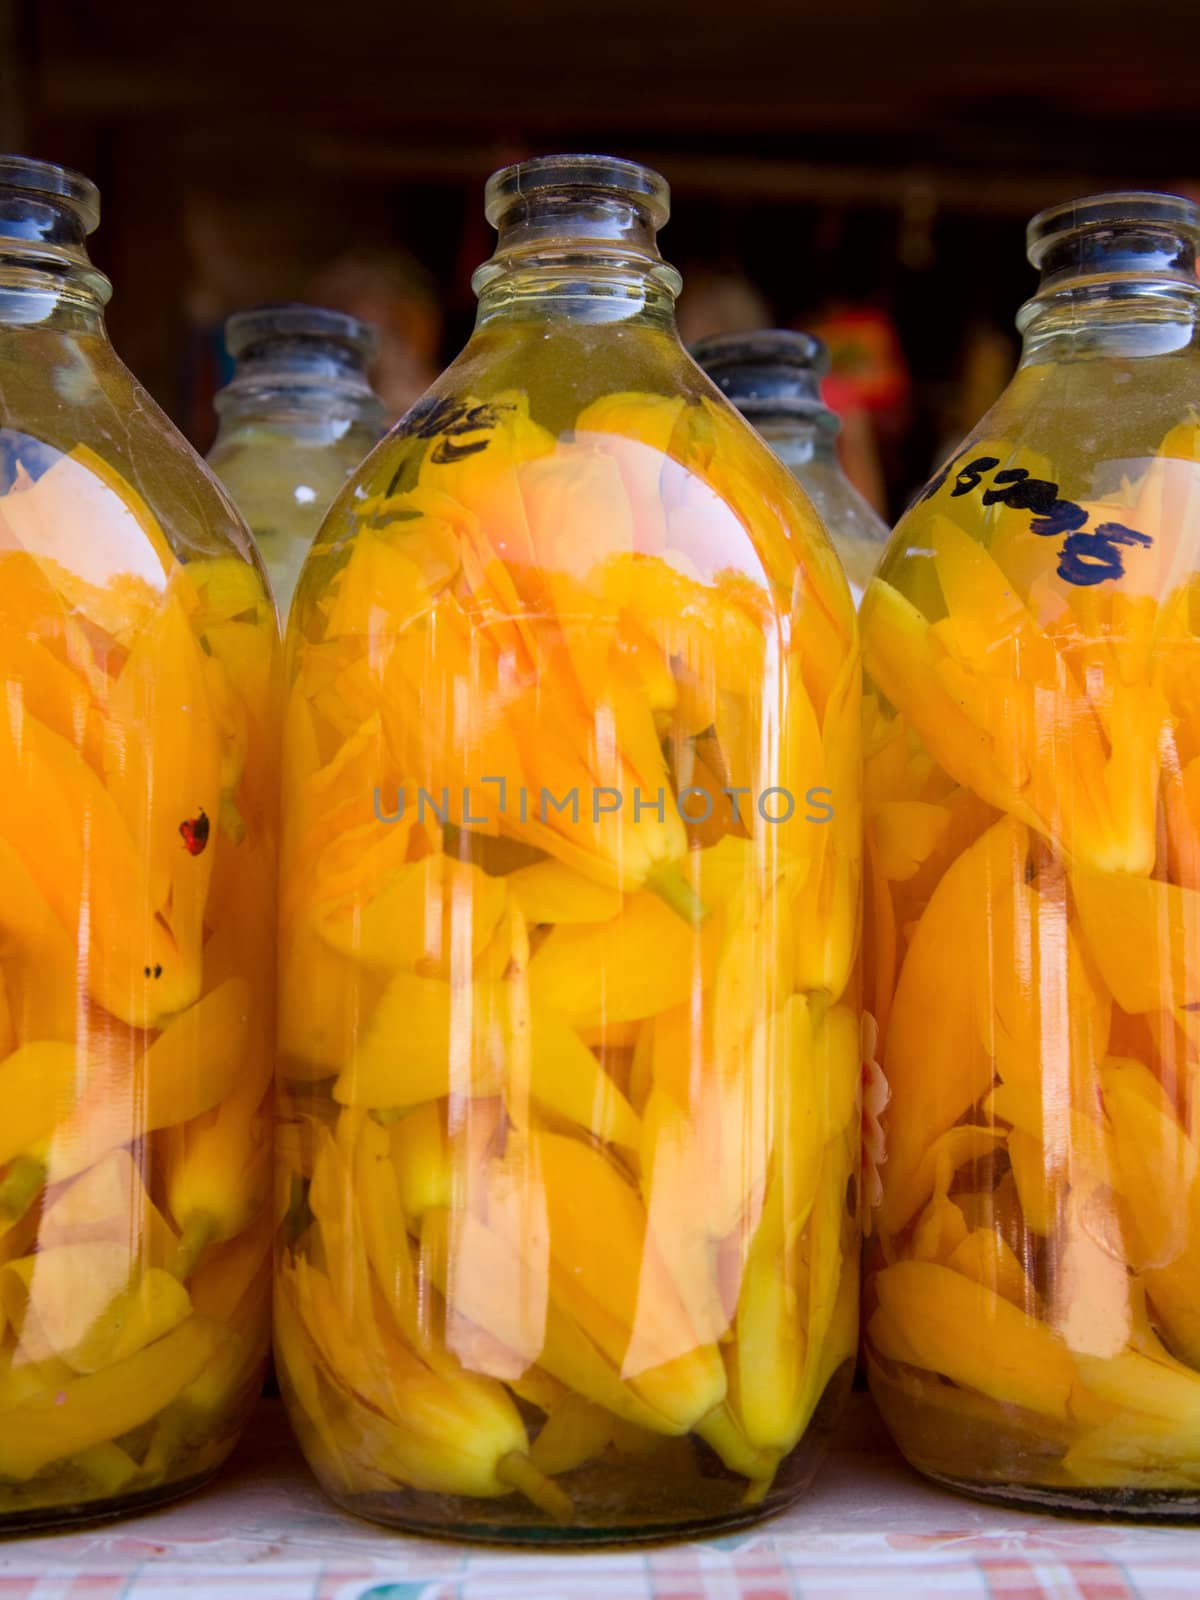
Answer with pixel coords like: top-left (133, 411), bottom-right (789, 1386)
top-left (0, 156), bottom-right (278, 1527)
top-left (862, 192), bottom-right (1200, 1514)
top-left (275, 154), bottom-right (862, 1539)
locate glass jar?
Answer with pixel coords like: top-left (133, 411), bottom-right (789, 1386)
top-left (0, 156), bottom-right (278, 1527)
top-left (691, 330), bottom-right (890, 602)
top-left (207, 303), bottom-right (386, 619)
top-left (275, 153), bottom-right (862, 1540)
top-left (862, 192), bottom-right (1200, 1514)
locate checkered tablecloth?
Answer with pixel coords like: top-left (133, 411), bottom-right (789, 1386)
top-left (0, 1398), bottom-right (1196, 1598)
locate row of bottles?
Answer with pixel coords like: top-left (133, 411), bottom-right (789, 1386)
top-left (204, 303), bottom-right (882, 621)
top-left (0, 143), bottom-right (1196, 1536)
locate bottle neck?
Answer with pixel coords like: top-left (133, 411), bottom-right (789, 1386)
top-left (0, 275), bottom-right (108, 335)
top-left (214, 383), bottom-right (385, 440)
top-left (1018, 282), bottom-right (1200, 365)
top-left (214, 342), bottom-right (385, 432)
top-left (0, 181), bottom-right (110, 334)
top-left (1018, 209), bottom-right (1200, 363)
top-left (472, 189), bottom-right (682, 331)
top-left (756, 413), bottom-right (839, 471)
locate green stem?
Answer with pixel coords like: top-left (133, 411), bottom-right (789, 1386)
top-left (170, 1211), bottom-right (220, 1280)
top-left (75, 1440), bottom-right (139, 1494)
top-left (139, 1405), bottom-right (188, 1483)
top-left (741, 1452), bottom-right (783, 1507)
top-left (647, 861), bottom-right (707, 925)
top-left (0, 1156), bottom-right (45, 1222)
top-left (497, 1451), bottom-right (574, 1523)
top-left (219, 794), bottom-right (246, 845)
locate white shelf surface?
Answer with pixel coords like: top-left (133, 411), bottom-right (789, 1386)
top-left (1, 1397), bottom-right (1197, 1597)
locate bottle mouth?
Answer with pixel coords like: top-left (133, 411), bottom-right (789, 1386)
top-left (484, 154), bottom-right (670, 231)
top-left (225, 302), bottom-right (380, 366)
top-left (690, 329), bottom-right (834, 423)
top-left (0, 154), bottom-right (100, 240)
top-left (1025, 190), bottom-right (1200, 296)
top-left (1028, 191), bottom-right (1200, 262)
top-left (473, 152), bottom-right (680, 309)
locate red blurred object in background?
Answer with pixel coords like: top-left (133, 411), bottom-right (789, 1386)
top-left (810, 304), bottom-right (911, 416)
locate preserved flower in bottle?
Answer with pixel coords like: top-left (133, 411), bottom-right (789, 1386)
top-left (863, 193), bottom-right (1200, 1512)
top-left (0, 156), bottom-right (277, 1527)
top-left (275, 154), bottom-right (862, 1539)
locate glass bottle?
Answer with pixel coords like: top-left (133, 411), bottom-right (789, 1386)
top-left (0, 155), bottom-right (278, 1527)
top-left (690, 329), bottom-right (890, 601)
top-left (275, 154), bottom-right (862, 1540)
top-left (862, 192), bottom-right (1200, 1513)
top-left (207, 304), bottom-right (386, 619)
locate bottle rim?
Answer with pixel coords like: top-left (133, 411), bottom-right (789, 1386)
top-left (0, 153), bottom-right (100, 235)
top-left (690, 328), bottom-right (830, 378)
top-left (690, 328), bottom-right (836, 427)
top-left (1027, 190), bottom-right (1200, 267)
top-left (484, 153), bottom-right (670, 230)
top-left (224, 302), bottom-right (380, 364)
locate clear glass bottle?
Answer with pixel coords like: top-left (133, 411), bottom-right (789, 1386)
top-left (862, 192), bottom-right (1200, 1513)
top-left (208, 304), bottom-right (386, 619)
top-left (691, 330), bottom-right (890, 601)
top-left (0, 155), bottom-right (278, 1527)
top-left (275, 154), bottom-right (862, 1540)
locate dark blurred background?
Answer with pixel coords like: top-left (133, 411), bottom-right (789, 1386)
top-left (5, 0), bottom-right (1199, 516)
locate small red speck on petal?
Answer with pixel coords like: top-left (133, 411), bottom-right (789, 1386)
top-left (55, 1391), bottom-right (67, 1405)
top-left (179, 808), bottom-right (211, 857)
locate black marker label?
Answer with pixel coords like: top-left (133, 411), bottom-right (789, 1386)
top-left (384, 398), bottom-right (518, 498)
top-left (923, 451), bottom-right (1152, 587)
top-left (397, 398), bottom-right (514, 460)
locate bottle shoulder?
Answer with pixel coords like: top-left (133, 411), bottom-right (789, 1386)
top-left (912, 342), bottom-right (1200, 503)
top-left (876, 360), bottom-right (1200, 619)
top-left (0, 326), bottom-right (259, 571)
top-left (296, 361), bottom-right (855, 649)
